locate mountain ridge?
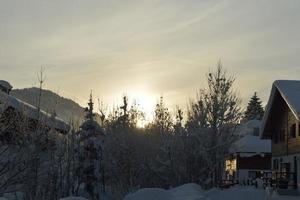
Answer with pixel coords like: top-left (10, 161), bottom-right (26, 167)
top-left (11, 87), bottom-right (96, 126)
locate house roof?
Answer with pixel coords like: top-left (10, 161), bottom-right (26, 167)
top-left (0, 80), bottom-right (13, 91)
top-left (260, 80), bottom-right (300, 138)
top-left (230, 135), bottom-right (271, 154)
top-left (0, 90), bottom-right (70, 133)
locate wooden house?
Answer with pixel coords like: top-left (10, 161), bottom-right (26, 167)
top-left (261, 80), bottom-right (300, 193)
top-left (225, 120), bottom-right (271, 185)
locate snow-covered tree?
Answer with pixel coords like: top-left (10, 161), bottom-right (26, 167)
top-left (76, 93), bottom-right (104, 200)
top-left (187, 61), bottom-right (242, 187)
top-left (152, 96), bottom-right (173, 135)
top-left (244, 92), bottom-right (264, 121)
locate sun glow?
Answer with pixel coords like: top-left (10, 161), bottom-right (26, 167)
top-left (128, 90), bottom-right (156, 128)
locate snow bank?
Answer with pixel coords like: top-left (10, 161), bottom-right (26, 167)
top-left (124, 184), bottom-right (299, 200)
top-left (124, 188), bottom-right (173, 200)
top-left (59, 197), bottom-right (88, 200)
top-left (205, 186), bottom-right (268, 200)
top-left (169, 183), bottom-right (205, 200)
top-left (124, 184), bottom-right (205, 200)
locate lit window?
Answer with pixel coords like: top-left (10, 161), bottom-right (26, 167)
top-left (225, 159), bottom-right (237, 175)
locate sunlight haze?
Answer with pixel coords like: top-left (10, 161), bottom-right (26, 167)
top-left (1, 0), bottom-right (300, 114)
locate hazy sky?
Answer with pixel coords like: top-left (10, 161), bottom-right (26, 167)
top-left (1, 0), bottom-right (300, 114)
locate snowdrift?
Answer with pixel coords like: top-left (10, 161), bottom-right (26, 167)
top-left (124, 184), bottom-right (300, 200)
top-left (124, 188), bottom-right (173, 200)
top-left (124, 183), bottom-right (205, 200)
top-left (60, 197), bottom-right (88, 200)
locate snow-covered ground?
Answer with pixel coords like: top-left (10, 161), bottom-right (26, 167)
top-left (124, 183), bottom-right (299, 200)
top-left (60, 197), bottom-right (88, 200)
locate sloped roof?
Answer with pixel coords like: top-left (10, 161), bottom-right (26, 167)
top-left (260, 80), bottom-right (300, 138)
top-left (0, 90), bottom-right (70, 133)
top-left (0, 80), bottom-right (12, 91)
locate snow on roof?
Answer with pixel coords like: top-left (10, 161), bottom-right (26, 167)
top-left (260, 80), bottom-right (300, 138)
top-left (0, 80), bottom-right (12, 91)
top-left (0, 90), bottom-right (70, 132)
top-left (231, 135), bottom-right (271, 154)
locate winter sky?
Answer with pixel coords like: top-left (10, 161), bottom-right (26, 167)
top-left (1, 0), bottom-right (300, 114)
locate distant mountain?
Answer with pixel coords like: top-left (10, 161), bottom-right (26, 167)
top-left (11, 87), bottom-right (93, 126)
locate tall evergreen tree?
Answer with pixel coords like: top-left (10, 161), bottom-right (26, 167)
top-left (77, 92), bottom-right (104, 200)
top-left (244, 92), bottom-right (264, 121)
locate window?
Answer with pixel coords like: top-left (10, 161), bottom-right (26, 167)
top-left (290, 124), bottom-right (296, 138)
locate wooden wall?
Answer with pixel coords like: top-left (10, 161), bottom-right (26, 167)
top-left (271, 93), bottom-right (300, 156)
top-left (237, 154), bottom-right (271, 170)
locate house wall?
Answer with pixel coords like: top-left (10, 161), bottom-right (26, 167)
top-left (224, 154), bottom-right (272, 183)
top-left (271, 94), bottom-right (300, 157)
top-left (237, 154), bottom-right (271, 170)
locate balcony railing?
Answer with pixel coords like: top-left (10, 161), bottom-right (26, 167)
top-left (271, 172), bottom-right (297, 189)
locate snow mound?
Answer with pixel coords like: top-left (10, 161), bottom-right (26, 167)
top-left (205, 186), bottom-right (268, 200)
top-left (124, 188), bottom-right (173, 200)
top-left (124, 184), bottom-right (299, 200)
top-left (124, 184), bottom-right (205, 200)
top-left (169, 183), bottom-right (205, 200)
top-left (59, 197), bottom-right (88, 200)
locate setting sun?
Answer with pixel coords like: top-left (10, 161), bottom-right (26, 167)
top-left (128, 90), bottom-right (156, 128)
top-left (1, 0), bottom-right (299, 199)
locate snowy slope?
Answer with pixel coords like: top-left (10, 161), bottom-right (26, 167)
top-left (11, 87), bottom-right (102, 124)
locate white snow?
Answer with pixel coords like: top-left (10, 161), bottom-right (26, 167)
top-left (124, 188), bottom-right (173, 200)
top-left (124, 184), bottom-right (300, 200)
top-left (169, 183), bottom-right (205, 200)
top-left (0, 90), bottom-right (70, 132)
top-left (59, 197), bottom-right (88, 200)
top-left (231, 134), bottom-right (271, 154)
